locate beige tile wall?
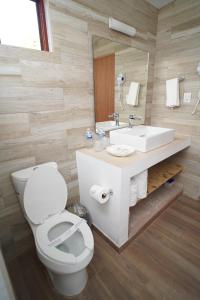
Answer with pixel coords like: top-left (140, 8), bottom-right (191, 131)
top-left (115, 47), bottom-right (148, 123)
top-left (151, 0), bottom-right (200, 200)
top-left (0, 0), bottom-right (157, 249)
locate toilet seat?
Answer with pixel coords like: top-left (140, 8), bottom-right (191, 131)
top-left (35, 211), bottom-right (93, 264)
top-left (23, 165), bottom-right (93, 266)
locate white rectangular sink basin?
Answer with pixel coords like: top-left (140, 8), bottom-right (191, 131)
top-left (110, 125), bottom-right (175, 152)
top-left (96, 121), bottom-right (128, 132)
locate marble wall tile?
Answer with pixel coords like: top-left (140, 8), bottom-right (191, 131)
top-left (21, 60), bottom-right (64, 87)
top-left (152, 0), bottom-right (200, 200)
top-left (0, 157), bottom-right (35, 177)
top-left (0, 0), bottom-right (157, 248)
top-left (0, 137), bottom-right (33, 163)
top-left (0, 87), bottom-right (65, 113)
top-left (0, 113), bottom-right (30, 141)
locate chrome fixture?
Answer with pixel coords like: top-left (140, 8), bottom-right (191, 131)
top-left (197, 62), bottom-right (200, 75)
top-left (128, 114), bottom-right (141, 128)
top-left (116, 73), bottom-right (126, 88)
top-left (192, 91), bottom-right (200, 115)
top-left (108, 112), bottom-right (120, 126)
top-left (178, 76), bottom-right (185, 82)
top-left (192, 63), bottom-right (200, 115)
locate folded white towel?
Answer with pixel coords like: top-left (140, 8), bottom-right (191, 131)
top-left (126, 82), bottom-right (140, 106)
top-left (166, 78), bottom-right (180, 107)
top-left (137, 170), bottom-right (148, 199)
top-left (130, 170), bottom-right (148, 207)
top-left (130, 178), bottom-right (137, 206)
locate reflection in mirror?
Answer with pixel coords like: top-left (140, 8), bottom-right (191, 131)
top-left (92, 36), bottom-right (149, 131)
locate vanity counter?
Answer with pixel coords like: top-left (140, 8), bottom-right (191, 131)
top-left (76, 136), bottom-right (190, 248)
top-left (77, 136), bottom-right (190, 177)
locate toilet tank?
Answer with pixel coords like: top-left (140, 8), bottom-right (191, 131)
top-left (11, 162), bottom-right (58, 208)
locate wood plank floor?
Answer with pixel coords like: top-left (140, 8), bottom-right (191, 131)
top-left (5, 196), bottom-right (200, 300)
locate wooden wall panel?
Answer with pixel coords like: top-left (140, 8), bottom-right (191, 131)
top-left (0, 0), bottom-right (157, 250)
top-left (151, 0), bottom-right (200, 200)
top-left (94, 54), bottom-right (115, 122)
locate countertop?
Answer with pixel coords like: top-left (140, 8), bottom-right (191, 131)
top-left (77, 137), bottom-right (190, 176)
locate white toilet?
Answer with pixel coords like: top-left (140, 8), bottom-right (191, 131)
top-left (11, 162), bottom-right (94, 297)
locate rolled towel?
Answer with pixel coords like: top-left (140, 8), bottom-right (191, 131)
top-left (166, 78), bottom-right (180, 107)
top-left (137, 170), bottom-right (148, 199)
top-left (130, 178), bottom-right (137, 207)
top-left (130, 170), bottom-right (148, 207)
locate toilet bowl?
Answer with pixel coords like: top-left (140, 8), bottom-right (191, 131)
top-left (11, 162), bottom-right (94, 297)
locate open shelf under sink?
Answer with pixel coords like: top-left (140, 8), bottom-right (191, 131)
top-left (129, 182), bottom-right (183, 240)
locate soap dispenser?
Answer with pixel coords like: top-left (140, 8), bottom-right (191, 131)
top-left (94, 129), bottom-right (107, 152)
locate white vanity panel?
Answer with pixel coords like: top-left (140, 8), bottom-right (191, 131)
top-left (76, 137), bottom-right (190, 248)
top-left (76, 152), bottom-right (130, 246)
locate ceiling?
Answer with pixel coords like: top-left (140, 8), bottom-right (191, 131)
top-left (145, 0), bottom-right (174, 9)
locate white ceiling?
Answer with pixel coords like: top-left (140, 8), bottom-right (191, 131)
top-left (145, 0), bottom-right (174, 9)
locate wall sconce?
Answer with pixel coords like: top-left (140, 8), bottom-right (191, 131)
top-left (116, 73), bottom-right (126, 88)
top-left (109, 17), bottom-right (136, 37)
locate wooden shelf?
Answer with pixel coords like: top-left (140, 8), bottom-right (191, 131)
top-left (147, 161), bottom-right (183, 195)
top-left (129, 182), bottom-right (183, 240)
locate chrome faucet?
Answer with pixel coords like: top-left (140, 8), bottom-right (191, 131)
top-left (128, 114), bottom-right (141, 128)
top-left (108, 112), bottom-right (120, 126)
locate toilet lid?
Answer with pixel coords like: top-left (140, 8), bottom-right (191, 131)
top-left (24, 166), bottom-right (68, 224)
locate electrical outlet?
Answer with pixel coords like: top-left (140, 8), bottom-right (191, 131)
top-left (183, 92), bottom-right (192, 103)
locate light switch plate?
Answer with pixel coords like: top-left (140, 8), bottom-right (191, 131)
top-left (183, 92), bottom-right (192, 103)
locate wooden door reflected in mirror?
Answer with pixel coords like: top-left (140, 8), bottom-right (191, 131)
top-left (92, 36), bottom-right (149, 127)
top-left (94, 54), bottom-right (115, 122)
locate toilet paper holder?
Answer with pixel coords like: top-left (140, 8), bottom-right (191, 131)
top-left (89, 185), bottom-right (114, 204)
top-left (102, 189), bottom-right (113, 199)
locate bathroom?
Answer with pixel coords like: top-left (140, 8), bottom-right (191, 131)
top-left (0, 0), bottom-right (200, 299)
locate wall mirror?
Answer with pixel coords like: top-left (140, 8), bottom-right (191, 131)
top-left (92, 36), bottom-right (149, 131)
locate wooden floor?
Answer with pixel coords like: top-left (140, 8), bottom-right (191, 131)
top-left (5, 196), bottom-right (200, 300)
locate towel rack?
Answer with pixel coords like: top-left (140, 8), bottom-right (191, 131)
top-left (178, 76), bottom-right (185, 82)
top-left (192, 91), bottom-right (200, 115)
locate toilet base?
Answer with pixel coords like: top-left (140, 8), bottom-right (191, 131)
top-left (48, 268), bottom-right (88, 296)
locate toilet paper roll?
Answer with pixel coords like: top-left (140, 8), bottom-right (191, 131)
top-left (89, 185), bottom-right (110, 204)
